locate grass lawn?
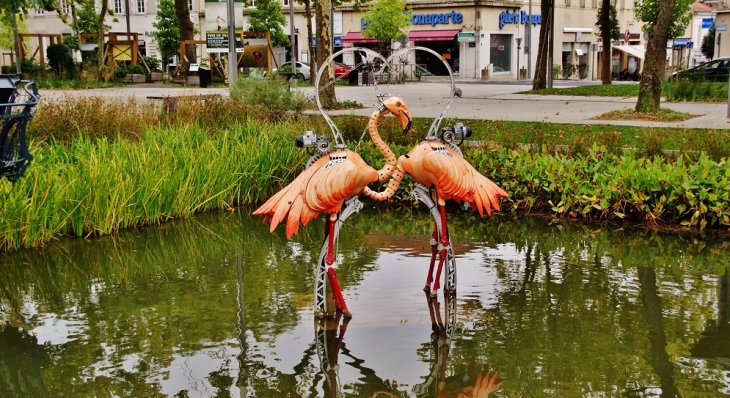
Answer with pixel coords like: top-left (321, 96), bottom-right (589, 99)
top-left (519, 83), bottom-right (640, 97)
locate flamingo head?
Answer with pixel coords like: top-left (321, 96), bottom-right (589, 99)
top-left (382, 96), bottom-right (412, 134)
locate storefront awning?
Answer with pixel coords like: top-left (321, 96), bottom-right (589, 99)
top-left (409, 29), bottom-right (460, 42)
top-left (612, 45), bottom-right (645, 60)
top-left (341, 32), bottom-right (378, 43)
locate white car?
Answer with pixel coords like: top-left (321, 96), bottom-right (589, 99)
top-left (274, 61), bottom-right (311, 80)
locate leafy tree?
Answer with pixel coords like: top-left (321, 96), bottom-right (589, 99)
top-left (153, 0), bottom-right (179, 72)
top-left (702, 27), bottom-right (715, 60)
top-left (0, 10), bottom-right (27, 51)
top-left (596, 0), bottom-right (620, 85)
top-left (532, 0), bottom-right (553, 90)
top-left (361, 0), bottom-right (411, 45)
top-left (248, 0), bottom-right (289, 48)
top-left (174, 0), bottom-right (195, 63)
top-left (634, 0), bottom-right (693, 113)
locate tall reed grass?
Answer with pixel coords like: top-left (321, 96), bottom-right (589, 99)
top-left (0, 121), bottom-right (307, 251)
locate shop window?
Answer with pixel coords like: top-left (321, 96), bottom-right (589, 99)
top-left (489, 34), bottom-right (512, 74)
top-left (562, 42), bottom-right (573, 78)
top-left (578, 42), bottom-right (589, 78)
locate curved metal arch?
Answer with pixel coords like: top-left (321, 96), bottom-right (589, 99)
top-left (387, 46), bottom-right (456, 141)
top-left (314, 47), bottom-right (393, 148)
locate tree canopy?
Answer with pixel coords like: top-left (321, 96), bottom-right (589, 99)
top-left (248, 0), bottom-right (289, 48)
top-left (635, 0), bottom-right (693, 39)
top-left (361, 0), bottom-right (411, 44)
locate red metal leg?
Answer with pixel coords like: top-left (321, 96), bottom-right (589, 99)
top-left (432, 205), bottom-right (449, 293)
top-left (424, 222), bottom-right (438, 292)
top-left (327, 267), bottom-right (351, 318)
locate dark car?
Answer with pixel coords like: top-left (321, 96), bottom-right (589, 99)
top-left (673, 57), bottom-right (730, 82)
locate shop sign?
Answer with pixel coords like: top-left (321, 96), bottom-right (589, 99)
top-left (499, 9), bottom-right (542, 29)
top-left (411, 11), bottom-right (463, 27)
top-left (457, 31), bottom-right (476, 42)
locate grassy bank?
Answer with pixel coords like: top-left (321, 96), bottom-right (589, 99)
top-left (519, 80), bottom-right (729, 102)
top-left (3, 96), bottom-right (729, 252)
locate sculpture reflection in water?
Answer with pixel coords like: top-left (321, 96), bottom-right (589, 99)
top-left (314, 292), bottom-right (504, 397)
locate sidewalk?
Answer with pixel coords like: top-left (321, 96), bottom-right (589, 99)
top-left (40, 80), bottom-right (730, 129)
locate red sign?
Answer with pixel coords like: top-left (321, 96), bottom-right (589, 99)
top-left (624, 29), bottom-right (630, 44)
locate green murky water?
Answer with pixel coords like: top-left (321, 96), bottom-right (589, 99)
top-left (1, 207), bottom-right (729, 397)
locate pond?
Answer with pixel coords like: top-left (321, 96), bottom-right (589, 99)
top-left (1, 207), bottom-right (729, 397)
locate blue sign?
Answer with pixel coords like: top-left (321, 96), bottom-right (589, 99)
top-left (499, 9), bottom-right (542, 29)
top-left (411, 11), bottom-right (463, 26)
top-left (687, 41), bottom-right (693, 49)
top-left (702, 18), bottom-right (714, 30)
top-left (312, 37), bottom-right (316, 47)
top-left (673, 37), bottom-right (689, 47)
top-left (334, 36), bottom-right (342, 47)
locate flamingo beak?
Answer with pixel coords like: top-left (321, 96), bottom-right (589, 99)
top-left (395, 109), bottom-right (412, 134)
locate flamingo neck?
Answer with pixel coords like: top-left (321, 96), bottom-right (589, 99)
top-left (368, 110), bottom-right (397, 168)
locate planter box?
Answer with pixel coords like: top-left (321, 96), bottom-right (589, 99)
top-left (119, 74), bottom-right (147, 83)
top-left (149, 72), bottom-right (164, 82)
top-left (187, 76), bottom-right (200, 85)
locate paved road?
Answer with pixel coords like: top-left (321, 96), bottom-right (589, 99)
top-left (40, 79), bottom-right (730, 129)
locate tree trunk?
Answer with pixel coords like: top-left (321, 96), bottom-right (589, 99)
top-left (97, 0), bottom-right (109, 79)
top-left (635, 0), bottom-right (677, 113)
top-left (303, 0), bottom-right (316, 82)
top-left (532, 0), bottom-right (552, 90)
top-left (175, 0), bottom-right (196, 64)
top-left (315, 0), bottom-right (336, 107)
top-left (600, 0), bottom-right (612, 85)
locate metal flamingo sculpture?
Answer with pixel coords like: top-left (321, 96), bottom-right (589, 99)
top-left (253, 96), bottom-right (411, 318)
top-left (386, 46), bottom-right (508, 297)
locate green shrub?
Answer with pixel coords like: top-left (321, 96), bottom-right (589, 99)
top-left (229, 76), bottom-right (310, 121)
top-left (46, 43), bottom-right (77, 79)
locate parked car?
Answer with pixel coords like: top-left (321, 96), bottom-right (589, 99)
top-left (333, 62), bottom-right (353, 79)
top-left (273, 61), bottom-right (310, 80)
top-left (672, 57), bottom-right (730, 82)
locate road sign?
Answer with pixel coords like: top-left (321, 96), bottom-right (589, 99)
top-left (457, 31), bottom-right (476, 42)
top-left (687, 41), bottom-right (693, 49)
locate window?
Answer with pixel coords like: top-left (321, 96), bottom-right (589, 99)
top-left (244, 0), bottom-right (255, 7)
top-left (36, 8), bottom-right (44, 15)
top-left (136, 0), bottom-right (145, 13)
top-left (114, 0), bottom-right (123, 14)
top-left (283, 0), bottom-right (289, 6)
top-left (580, 0), bottom-right (586, 7)
top-left (60, 0), bottom-right (70, 14)
top-left (592, 0), bottom-right (598, 8)
top-left (188, 0), bottom-right (193, 11)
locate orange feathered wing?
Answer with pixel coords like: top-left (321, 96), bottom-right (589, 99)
top-left (253, 153), bottom-right (377, 238)
top-left (404, 143), bottom-right (508, 216)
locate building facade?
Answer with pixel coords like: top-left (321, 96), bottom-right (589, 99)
top-left (10, 0), bottom-right (709, 81)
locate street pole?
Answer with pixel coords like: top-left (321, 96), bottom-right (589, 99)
top-left (11, 12), bottom-right (21, 74)
top-left (125, 0), bottom-right (131, 34)
top-left (290, 0), bottom-right (296, 78)
top-left (516, 37), bottom-right (522, 80)
top-left (227, 0), bottom-right (237, 88)
top-left (528, 0), bottom-right (532, 80)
